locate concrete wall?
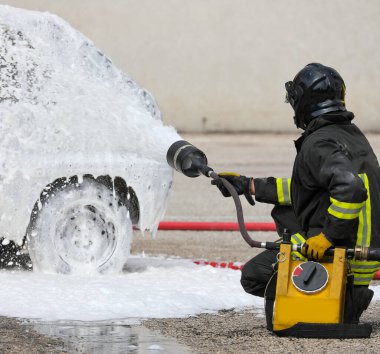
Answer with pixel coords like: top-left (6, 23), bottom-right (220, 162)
top-left (1, 0), bottom-right (380, 132)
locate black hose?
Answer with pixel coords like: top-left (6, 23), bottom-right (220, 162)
top-left (209, 171), bottom-right (262, 248)
top-left (367, 248), bottom-right (380, 261)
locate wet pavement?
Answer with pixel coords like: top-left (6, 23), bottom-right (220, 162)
top-left (26, 319), bottom-right (190, 354)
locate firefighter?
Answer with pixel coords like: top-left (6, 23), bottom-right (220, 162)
top-left (212, 63), bottom-right (380, 328)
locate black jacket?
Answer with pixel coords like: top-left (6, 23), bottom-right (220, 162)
top-left (254, 112), bottom-right (380, 249)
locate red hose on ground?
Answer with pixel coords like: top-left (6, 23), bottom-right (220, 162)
top-left (158, 221), bottom-right (276, 231)
top-left (194, 260), bottom-right (244, 270)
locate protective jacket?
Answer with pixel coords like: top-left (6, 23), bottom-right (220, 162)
top-left (254, 111), bottom-right (380, 285)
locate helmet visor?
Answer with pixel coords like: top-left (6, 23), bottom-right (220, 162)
top-left (285, 81), bottom-right (296, 106)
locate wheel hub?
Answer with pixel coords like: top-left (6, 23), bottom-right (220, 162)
top-left (54, 203), bottom-right (117, 268)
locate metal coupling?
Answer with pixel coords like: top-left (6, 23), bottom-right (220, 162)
top-left (354, 246), bottom-right (369, 261)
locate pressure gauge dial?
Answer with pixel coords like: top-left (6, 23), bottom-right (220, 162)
top-left (291, 261), bottom-right (329, 294)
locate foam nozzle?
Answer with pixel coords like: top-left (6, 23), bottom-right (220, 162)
top-left (167, 140), bottom-right (213, 177)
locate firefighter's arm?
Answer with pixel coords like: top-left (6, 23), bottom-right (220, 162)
top-left (305, 139), bottom-right (367, 243)
top-left (254, 177), bottom-right (292, 205)
top-left (211, 172), bottom-right (292, 205)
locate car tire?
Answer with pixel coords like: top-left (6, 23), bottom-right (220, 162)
top-left (27, 176), bottom-right (132, 274)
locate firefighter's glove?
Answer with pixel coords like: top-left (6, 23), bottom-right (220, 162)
top-left (211, 172), bottom-right (255, 205)
top-left (302, 232), bottom-right (333, 260)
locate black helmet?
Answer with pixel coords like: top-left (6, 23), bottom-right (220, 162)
top-left (285, 63), bottom-right (346, 129)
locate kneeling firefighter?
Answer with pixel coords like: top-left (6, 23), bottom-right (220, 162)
top-left (212, 63), bottom-right (380, 328)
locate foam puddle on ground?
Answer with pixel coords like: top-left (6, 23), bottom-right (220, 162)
top-left (0, 256), bottom-right (260, 353)
top-left (0, 256), bottom-right (260, 321)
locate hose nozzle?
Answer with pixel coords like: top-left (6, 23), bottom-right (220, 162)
top-left (167, 140), bottom-right (213, 177)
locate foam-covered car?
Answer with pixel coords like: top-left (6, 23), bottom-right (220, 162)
top-left (0, 6), bottom-right (179, 273)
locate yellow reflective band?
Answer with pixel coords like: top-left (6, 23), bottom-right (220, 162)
top-left (328, 206), bottom-right (361, 220)
top-left (276, 178), bottom-right (291, 205)
top-left (352, 260), bottom-right (380, 266)
top-left (350, 267), bottom-right (380, 273)
top-left (353, 271), bottom-right (378, 285)
top-left (291, 233), bottom-right (306, 244)
top-left (353, 272), bottom-right (379, 277)
top-left (328, 197), bottom-right (363, 220)
top-left (290, 233), bottom-right (307, 261)
top-left (349, 260), bottom-right (380, 273)
top-left (218, 172), bottom-right (241, 177)
top-left (354, 279), bottom-right (373, 286)
top-left (329, 197), bottom-right (364, 210)
top-left (350, 260), bottom-right (380, 267)
top-left (357, 173), bottom-right (371, 247)
top-left (276, 178), bottom-right (284, 204)
top-left (287, 178), bottom-right (291, 203)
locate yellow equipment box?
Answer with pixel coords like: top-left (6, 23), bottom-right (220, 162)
top-left (272, 243), bottom-right (371, 338)
top-left (273, 244), bottom-right (347, 331)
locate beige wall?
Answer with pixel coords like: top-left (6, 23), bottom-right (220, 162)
top-left (1, 0), bottom-right (380, 132)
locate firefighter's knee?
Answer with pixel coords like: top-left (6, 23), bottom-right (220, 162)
top-left (240, 250), bottom-right (277, 298)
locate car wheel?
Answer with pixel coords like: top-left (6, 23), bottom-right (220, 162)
top-left (27, 176), bottom-right (132, 274)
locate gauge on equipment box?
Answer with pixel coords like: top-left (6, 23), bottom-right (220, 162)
top-left (291, 261), bottom-right (329, 294)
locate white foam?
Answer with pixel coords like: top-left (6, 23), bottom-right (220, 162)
top-left (0, 256), bottom-right (259, 321)
top-left (0, 5), bottom-right (181, 242)
top-left (371, 287), bottom-right (380, 301)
